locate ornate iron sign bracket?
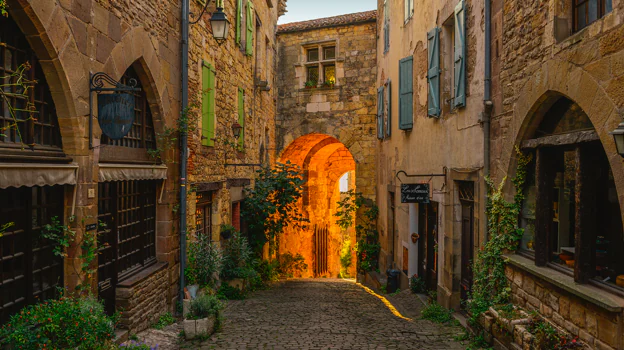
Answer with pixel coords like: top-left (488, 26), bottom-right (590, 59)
top-left (395, 167), bottom-right (448, 189)
top-left (89, 72), bottom-right (141, 149)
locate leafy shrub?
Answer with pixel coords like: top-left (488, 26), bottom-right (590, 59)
top-left (120, 340), bottom-right (159, 350)
top-left (187, 294), bottom-right (223, 320)
top-left (255, 259), bottom-right (280, 283)
top-left (0, 295), bottom-right (117, 349)
top-left (187, 231), bottom-right (222, 287)
top-left (339, 239), bottom-right (352, 277)
top-left (152, 312), bottom-right (175, 330)
top-left (217, 284), bottom-right (246, 300)
top-left (421, 294), bottom-right (454, 324)
top-left (221, 231), bottom-right (253, 280)
top-left (278, 252), bottom-right (307, 278)
top-left (409, 275), bottom-right (426, 294)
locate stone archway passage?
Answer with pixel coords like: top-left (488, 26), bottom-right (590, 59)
top-left (279, 133), bottom-right (357, 278)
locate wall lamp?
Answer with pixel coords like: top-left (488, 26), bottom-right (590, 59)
top-left (190, 0), bottom-right (230, 45)
top-left (610, 122), bottom-right (624, 158)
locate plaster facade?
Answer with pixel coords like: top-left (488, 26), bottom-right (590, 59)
top-left (375, 0), bottom-right (486, 310)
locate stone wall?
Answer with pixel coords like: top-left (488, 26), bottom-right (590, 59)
top-left (506, 263), bottom-right (622, 350)
top-left (10, 0), bottom-right (182, 330)
top-left (186, 0), bottom-right (283, 242)
top-left (275, 16), bottom-right (377, 278)
top-left (116, 263), bottom-right (169, 332)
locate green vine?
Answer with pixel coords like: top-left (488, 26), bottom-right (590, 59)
top-left (0, 62), bottom-right (38, 146)
top-left (468, 146), bottom-right (532, 321)
top-left (335, 190), bottom-right (380, 273)
top-left (148, 103), bottom-right (198, 163)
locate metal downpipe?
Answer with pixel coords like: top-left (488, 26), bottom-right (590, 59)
top-left (179, 0), bottom-right (190, 308)
top-left (484, 0), bottom-right (492, 242)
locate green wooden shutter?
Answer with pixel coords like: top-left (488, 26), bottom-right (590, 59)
top-left (427, 27), bottom-right (441, 117)
top-left (246, 1), bottom-right (254, 56)
top-left (377, 86), bottom-right (384, 139)
top-left (236, 0), bottom-right (243, 44)
top-left (238, 88), bottom-right (245, 150)
top-left (399, 56), bottom-right (413, 130)
top-left (385, 80), bottom-right (391, 138)
top-left (454, 0), bottom-right (466, 108)
top-left (202, 63), bottom-right (216, 147)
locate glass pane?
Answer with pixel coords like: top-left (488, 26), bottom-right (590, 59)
top-left (552, 150), bottom-right (576, 268)
top-left (307, 66), bottom-right (319, 83)
top-left (577, 4), bottom-right (587, 30)
top-left (307, 48), bottom-right (319, 62)
top-left (520, 154), bottom-right (536, 251)
top-left (324, 65), bottom-right (335, 84)
top-left (588, 0), bottom-right (598, 24)
top-left (606, 0), bottom-right (612, 12)
top-left (323, 46), bottom-right (335, 60)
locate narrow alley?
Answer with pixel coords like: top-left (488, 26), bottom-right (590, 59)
top-left (189, 279), bottom-right (465, 349)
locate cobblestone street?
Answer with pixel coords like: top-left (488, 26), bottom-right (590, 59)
top-left (185, 279), bottom-right (466, 349)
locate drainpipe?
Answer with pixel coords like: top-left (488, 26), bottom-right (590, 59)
top-left (179, 0), bottom-right (190, 308)
top-left (483, 0), bottom-right (492, 242)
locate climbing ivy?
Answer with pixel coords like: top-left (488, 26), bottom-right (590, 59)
top-left (468, 146), bottom-right (532, 320)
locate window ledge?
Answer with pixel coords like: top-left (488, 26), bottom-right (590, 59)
top-left (117, 262), bottom-right (168, 288)
top-left (504, 254), bottom-right (624, 312)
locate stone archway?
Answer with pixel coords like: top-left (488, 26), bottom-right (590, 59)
top-left (278, 133), bottom-right (357, 278)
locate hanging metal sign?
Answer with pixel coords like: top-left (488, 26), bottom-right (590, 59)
top-left (97, 93), bottom-right (135, 140)
top-left (89, 72), bottom-right (141, 147)
top-left (401, 183), bottom-right (430, 204)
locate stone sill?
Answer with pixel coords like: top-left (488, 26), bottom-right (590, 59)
top-left (504, 254), bottom-right (624, 312)
top-left (118, 261), bottom-right (168, 288)
top-left (298, 86), bottom-right (339, 92)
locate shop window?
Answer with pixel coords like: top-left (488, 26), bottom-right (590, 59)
top-left (101, 66), bottom-right (156, 150)
top-left (574, 0), bottom-right (612, 32)
top-left (0, 185), bottom-right (64, 323)
top-left (520, 96), bottom-right (624, 291)
top-left (97, 180), bottom-right (157, 314)
top-left (196, 192), bottom-right (212, 240)
top-left (0, 15), bottom-right (63, 153)
top-left (303, 43), bottom-right (337, 88)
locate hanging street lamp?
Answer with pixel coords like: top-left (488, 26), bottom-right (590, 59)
top-left (610, 121), bottom-right (624, 157)
top-left (210, 5), bottom-right (230, 44)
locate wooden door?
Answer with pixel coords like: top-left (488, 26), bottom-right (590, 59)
top-left (418, 202), bottom-right (439, 291)
top-left (460, 201), bottom-right (474, 303)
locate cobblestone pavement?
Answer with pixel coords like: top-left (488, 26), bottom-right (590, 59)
top-left (184, 278), bottom-right (466, 350)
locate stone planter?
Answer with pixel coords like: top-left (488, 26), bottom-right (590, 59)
top-left (184, 315), bottom-right (216, 340)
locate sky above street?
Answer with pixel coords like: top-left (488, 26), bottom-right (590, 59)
top-left (278, 0), bottom-right (377, 24)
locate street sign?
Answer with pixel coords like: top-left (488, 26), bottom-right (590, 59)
top-left (401, 183), bottom-right (430, 203)
top-left (98, 93), bottom-right (135, 140)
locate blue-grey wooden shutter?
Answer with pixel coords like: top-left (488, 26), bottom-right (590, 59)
top-left (377, 86), bottom-right (384, 139)
top-left (454, 0), bottom-right (466, 108)
top-left (399, 56), bottom-right (413, 130)
top-left (427, 27), bottom-right (441, 117)
top-left (385, 80), bottom-right (391, 137)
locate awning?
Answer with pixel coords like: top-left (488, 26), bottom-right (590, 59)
top-left (98, 163), bottom-right (168, 182)
top-left (0, 163), bottom-right (79, 189)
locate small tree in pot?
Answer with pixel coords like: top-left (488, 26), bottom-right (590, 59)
top-left (184, 294), bottom-right (223, 340)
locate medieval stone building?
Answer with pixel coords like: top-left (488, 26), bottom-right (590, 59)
top-left (491, 0), bottom-right (624, 349)
top-left (275, 12), bottom-right (378, 278)
top-left (0, 0), bottom-right (181, 334)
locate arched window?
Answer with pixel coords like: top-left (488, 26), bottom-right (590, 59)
top-left (101, 66), bottom-right (156, 150)
top-left (0, 15), bottom-right (62, 154)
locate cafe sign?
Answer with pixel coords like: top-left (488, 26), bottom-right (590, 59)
top-left (401, 183), bottom-right (430, 204)
top-left (97, 93), bottom-right (135, 140)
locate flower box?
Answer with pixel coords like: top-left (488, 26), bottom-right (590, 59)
top-left (184, 315), bottom-right (216, 340)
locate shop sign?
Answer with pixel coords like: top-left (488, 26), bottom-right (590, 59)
top-left (97, 93), bottom-right (135, 140)
top-left (401, 183), bottom-right (430, 204)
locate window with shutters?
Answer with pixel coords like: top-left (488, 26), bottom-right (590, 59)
top-left (202, 62), bottom-right (216, 147)
top-left (303, 43), bottom-right (337, 88)
top-left (0, 15), bottom-right (63, 157)
top-left (453, 0), bottom-right (466, 108)
top-left (404, 0), bottom-right (414, 23)
top-left (427, 28), bottom-right (441, 118)
top-left (383, 0), bottom-right (390, 54)
top-left (236, 0), bottom-right (243, 45)
top-left (245, 1), bottom-right (255, 56)
top-left (439, 1), bottom-right (466, 112)
top-left (377, 86), bottom-right (384, 139)
top-left (237, 88), bottom-right (245, 150)
top-left (573, 0), bottom-right (612, 32)
top-left (385, 79), bottom-right (391, 138)
top-left (399, 56), bottom-right (413, 130)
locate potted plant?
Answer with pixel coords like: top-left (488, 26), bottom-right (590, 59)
top-left (305, 80), bottom-right (317, 89)
top-left (184, 294), bottom-right (223, 340)
top-left (322, 77), bottom-right (336, 88)
top-left (185, 266), bottom-right (200, 299)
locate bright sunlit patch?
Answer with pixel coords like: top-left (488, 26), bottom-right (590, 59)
top-left (356, 283), bottom-right (412, 321)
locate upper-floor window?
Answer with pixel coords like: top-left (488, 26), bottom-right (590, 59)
top-left (0, 15), bottom-right (62, 152)
top-left (404, 0), bottom-right (414, 22)
top-left (383, 0), bottom-right (390, 53)
top-left (574, 0), bottom-right (612, 31)
top-left (304, 44), bottom-right (336, 88)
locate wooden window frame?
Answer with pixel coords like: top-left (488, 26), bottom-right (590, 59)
top-left (573, 0), bottom-right (611, 32)
top-left (303, 43), bottom-right (337, 88)
top-left (195, 192), bottom-right (213, 240)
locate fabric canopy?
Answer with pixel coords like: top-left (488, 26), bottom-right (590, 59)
top-left (98, 163), bottom-right (168, 182)
top-left (0, 163), bottom-right (79, 189)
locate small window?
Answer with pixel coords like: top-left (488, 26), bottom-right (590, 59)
top-left (195, 192), bottom-right (212, 240)
top-left (307, 66), bottom-right (319, 82)
top-left (404, 0), bottom-right (414, 22)
top-left (574, 0), bottom-right (612, 31)
top-left (323, 65), bottom-right (335, 82)
top-left (307, 48), bottom-right (319, 62)
top-left (323, 46), bottom-right (335, 60)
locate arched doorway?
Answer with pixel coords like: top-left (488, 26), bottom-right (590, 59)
top-left (279, 133), bottom-right (357, 278)
top-left (518, 93), bottom-right (624, 288)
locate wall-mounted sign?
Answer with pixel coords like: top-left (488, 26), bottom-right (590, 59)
top-left (401, 183), bottom-right (430, 203)
top-left (98, 93), bottom-right (135, 140)
top-left (85, 223), bottom-right (98, 231)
